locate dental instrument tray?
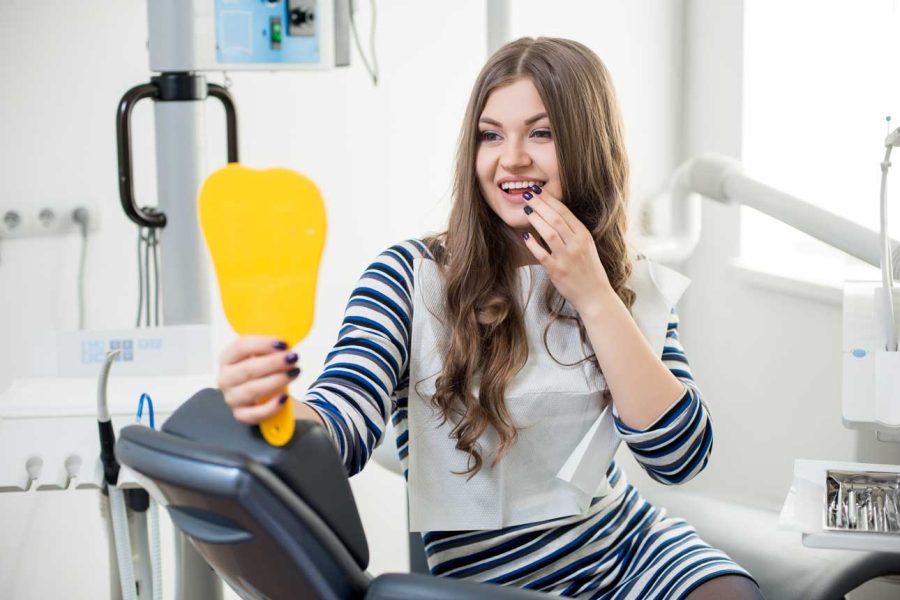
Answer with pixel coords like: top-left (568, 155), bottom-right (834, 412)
top-left (824, 470), bottom-right (900, 534)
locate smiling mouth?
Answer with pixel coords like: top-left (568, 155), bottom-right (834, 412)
top-left (498, 181), bottom-right (545, 196)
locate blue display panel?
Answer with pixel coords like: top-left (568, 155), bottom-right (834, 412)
top-left (215, 0), bottom-right (321, 65)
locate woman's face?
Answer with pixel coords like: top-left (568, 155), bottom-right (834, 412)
top-left (476, 78), bottom-right (561, 233)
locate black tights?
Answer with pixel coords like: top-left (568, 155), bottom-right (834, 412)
top-left (684, 575), bottom-right (766, 599)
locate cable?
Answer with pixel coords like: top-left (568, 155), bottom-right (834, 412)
top-left (136, 393), bottom-right (156, 430)
top-left (143, 229), bottom-right (152, 327)
top-left (349, 0), bottom-right (379, 85)
top-left (151, 229), bottom-right (160, 326)
top-left (73, 207), bottom-right (90, 330)
top-left (880, 143), bottom-right (897, 351)
top-left (136, 227), bottom-right (145, 328)
top-left (136, 223), bottom-right (162, 328)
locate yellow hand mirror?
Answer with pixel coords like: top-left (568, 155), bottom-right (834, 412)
top-left (199, 164), bottom-right (327, 446)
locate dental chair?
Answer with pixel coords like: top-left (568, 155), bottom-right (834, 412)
top-left (370, 440), bottom-right (900, 600)
top-left (115, 388), bottom-right (546, 600)
top-left (115, 388), bottom-right (899, 600)
top-left (641, 487), bottom-right (900, 600)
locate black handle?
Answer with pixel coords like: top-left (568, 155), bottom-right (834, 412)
top-left (116, 77), bottom-right (240, 230)
top-left (207, 83), bottom-right (239, 164)
top-left (116, 83), bottom-right (167, 228)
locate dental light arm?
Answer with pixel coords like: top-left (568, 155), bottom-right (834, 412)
top-left (638, 154), bottom-right (900, 280)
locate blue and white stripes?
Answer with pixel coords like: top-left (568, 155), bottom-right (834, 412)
top-left (301, 239), bottom-right (756, 598)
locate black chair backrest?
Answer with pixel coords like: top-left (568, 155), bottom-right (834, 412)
top-left (116, 388), bottom-right (371, 600)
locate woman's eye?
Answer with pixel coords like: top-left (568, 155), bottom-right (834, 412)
top-left (532, 128), bottom-right (552, 139)
top-left (479, 130), bottom-right (501, 142)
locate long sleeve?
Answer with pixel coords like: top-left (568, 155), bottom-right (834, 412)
top-left (301, 240), bottom-right (424, 477)
top-left (612, 307), bottom-right (713, 485)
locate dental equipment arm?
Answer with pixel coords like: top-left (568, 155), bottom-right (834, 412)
top-left (637, 154), bottom-right (900, 280)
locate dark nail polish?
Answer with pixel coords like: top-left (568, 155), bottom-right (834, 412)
top-left (273, 340), bottom-right (288, 350)
top-left (522, 191), bottom-right (533, 201)
top-left (287, 367), bottom-right (301, 378)
top-left (285, 352), bottom-right (298, 364)
top-left (522, 232), bottom-right (530, 240)
top-left (278, 393), bottom-right (289, 404)
top-left (531, 184), bottom-right (542, 194)
top-left (523, 205), bottom-right (533, 215)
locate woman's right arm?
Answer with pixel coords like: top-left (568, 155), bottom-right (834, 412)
top-left (300, 241), bottom-right (420, 476)
top-left (218, 240), bottom-right (423, 476)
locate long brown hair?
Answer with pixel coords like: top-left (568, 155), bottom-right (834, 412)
top-left (417, 37), bottom-right (634, 479)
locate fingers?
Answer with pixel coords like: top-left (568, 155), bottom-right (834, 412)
top-left (217, 349), bottom-right (299, 390)
top-left (521, 231), bottom-right (552, 265)
top-left (217, 335), bottom-right (303, 425)
top-left (523, 202), bottom-right (567, 254)
top-left (522, 186), bottom-right (580, 236)
top-left (218, 335), bottom-right (289, 367)
top-left (222, 368), bottom-right (299, 411)
top-left (233, 392), bottom-right (289, 425)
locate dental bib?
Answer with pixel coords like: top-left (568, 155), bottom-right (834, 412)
top-left (406, 256), bottom-right (690, 531)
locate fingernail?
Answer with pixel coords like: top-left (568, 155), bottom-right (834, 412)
top-left (522, 232), bottom-right (530, 240)
top-left (531, 184), bottom-right (542, 194)
top-left (287, 367), bottom-right (301, 378)
top-left (523, 205), bottom-right (533, 215)
top-left (278, 393), bottom-right (289, 404)
top-left (522, 191), bottom-right (533, 201)
top-left (273, 340), bottom-right (288, 350)
top-left (285, 352), bottom-right (298, 364)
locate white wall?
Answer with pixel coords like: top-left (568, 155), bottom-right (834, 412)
top-left (4, 0), bottom-right (895, 598)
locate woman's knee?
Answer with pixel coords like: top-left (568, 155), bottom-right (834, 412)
top-left (684, 574), bottom-right (766, 599)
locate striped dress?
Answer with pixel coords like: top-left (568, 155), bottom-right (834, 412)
top-left (301, 239), bottom-right (758, 599)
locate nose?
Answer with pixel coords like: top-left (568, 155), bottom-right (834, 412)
top-left (499, 136), bottom-right (532, 171)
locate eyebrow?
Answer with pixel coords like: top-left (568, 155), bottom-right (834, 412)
top-left (479, 112), bottom-right (548, 127)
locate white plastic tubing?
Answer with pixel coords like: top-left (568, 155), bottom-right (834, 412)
top-left (149, 500), bottom-right (162, 600)
top-left (109, 486), bottom-right (138, 600)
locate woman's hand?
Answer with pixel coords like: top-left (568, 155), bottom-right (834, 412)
top-left (217, 336), bottom-right (301, 424)
top-left (520, 185), bottom-right (613, 313)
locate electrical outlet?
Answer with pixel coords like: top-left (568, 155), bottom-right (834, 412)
top-left (0, 201), bottom-right (100, 239)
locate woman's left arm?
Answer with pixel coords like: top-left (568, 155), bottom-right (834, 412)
top-left (577, 285), bottom-right (687, 430)
top-left (522, 187), bottom-right (687, 427)
top-left (522, 187), bottom-right (712, 484)
top-left (603, 306), bottom-right (713, 485)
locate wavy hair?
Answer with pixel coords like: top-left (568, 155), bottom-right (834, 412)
top-left (417, 37), bottom-right (634, 479)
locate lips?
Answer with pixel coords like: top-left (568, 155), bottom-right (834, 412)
top-left (499, 186), bottom-right (537, 204)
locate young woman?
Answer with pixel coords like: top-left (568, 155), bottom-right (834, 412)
top-left (216, 37), bottom-right (764, 599)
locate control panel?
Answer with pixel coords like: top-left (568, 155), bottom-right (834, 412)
top-left (148, 0), bottom-right (350, 72)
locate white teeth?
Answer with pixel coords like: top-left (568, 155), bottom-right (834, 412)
top-left (500, 180), bottom-right (542, 190)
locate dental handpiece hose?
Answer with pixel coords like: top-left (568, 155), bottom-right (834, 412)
top-left (97, 349), bottom-right (139, 600)
top-left (98, 350), bottom-right (121, 485)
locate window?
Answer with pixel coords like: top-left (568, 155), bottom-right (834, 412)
top-left (741, 0), bottom-right (900, 283)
